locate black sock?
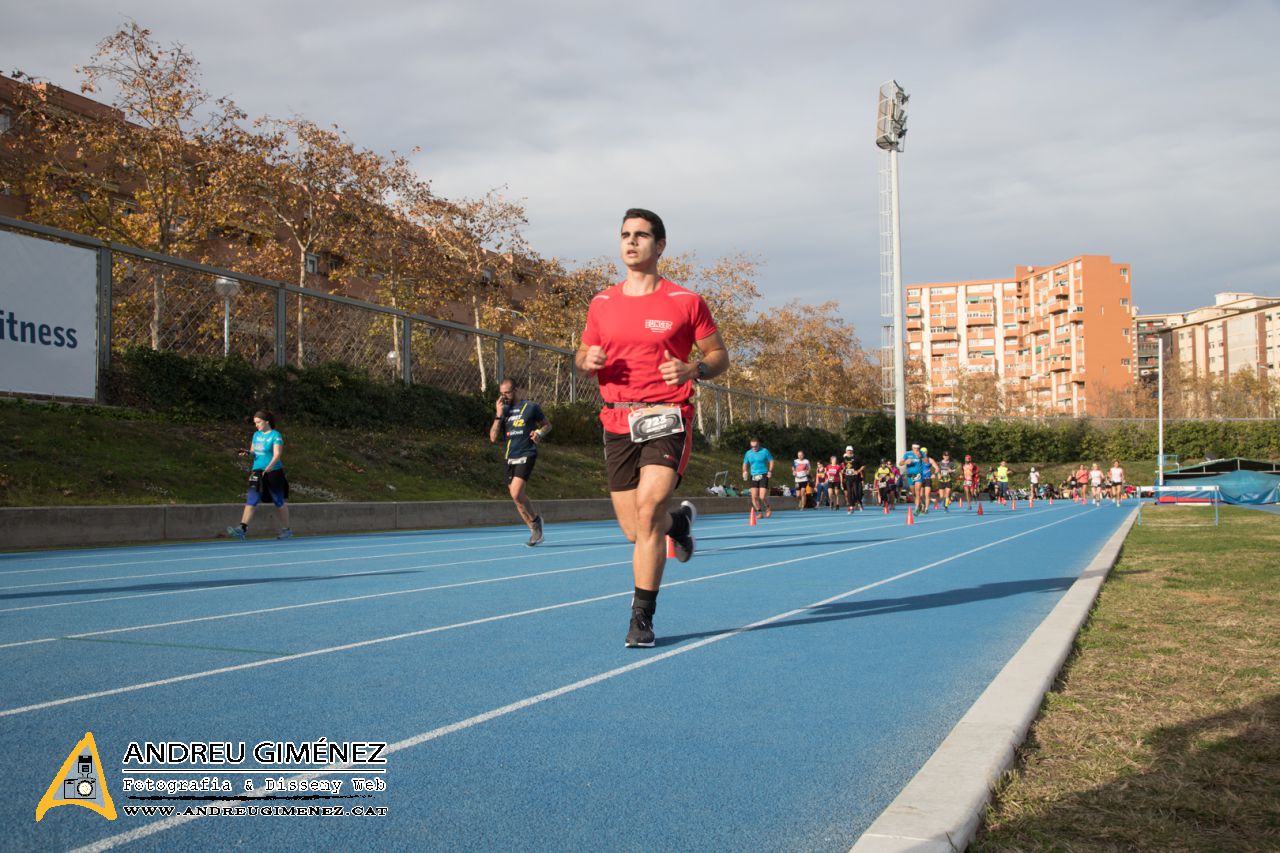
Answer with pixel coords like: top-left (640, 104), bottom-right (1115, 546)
top-left (240, 523), bottom-right (248, 532)
top-left (632, 587), bottom-right (658, 614)
top-left (668, 509), bottom-right (690, 539)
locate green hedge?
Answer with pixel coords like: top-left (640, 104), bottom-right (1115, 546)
top-left (106, 348), bottom-right (490, 432)
top-left (103, 349), bottom-right (1280, 460)
top-left (720, 420), bottom-right (846, 463)
top-left (834, 414), bottom-right (1280, 464)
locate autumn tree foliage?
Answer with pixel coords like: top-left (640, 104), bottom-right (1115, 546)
top-left (3, 21), bottom-right (244, 347)
top-left (3, 20), bottom-right (887, 408)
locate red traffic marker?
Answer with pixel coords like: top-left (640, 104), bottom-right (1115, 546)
top-left (977, 501), bottom-right (984, 516)
top-left (666, 536), bottom-right (675, 559)
top-left (906, 507), bottom-right (915, 525)
top-left (748, 506), bottom-right (758, 526)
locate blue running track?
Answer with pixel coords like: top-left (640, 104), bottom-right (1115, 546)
top-left (0, 499), bottom-right (1134, 852)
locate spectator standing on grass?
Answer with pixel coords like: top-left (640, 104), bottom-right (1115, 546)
top-left (227, 410), bottom-right (291, 540)
top-left (489, 378), bottom-right (551, 546)
top-left (1029, 466), bottom-right (1040, 499)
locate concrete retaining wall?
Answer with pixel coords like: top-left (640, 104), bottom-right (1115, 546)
top-left (1, 496), bottom-right (754, 550)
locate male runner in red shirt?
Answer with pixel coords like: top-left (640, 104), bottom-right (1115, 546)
top-left (576, 208), bottom-right (729, 648)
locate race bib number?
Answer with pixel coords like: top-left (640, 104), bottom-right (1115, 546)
top-left (627, 405), bottom-right (684, 443)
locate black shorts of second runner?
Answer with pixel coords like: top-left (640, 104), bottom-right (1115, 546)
top-left (604, 429), bottom-right (693, 492)
top-left (246, 468), bottom-right (288, 508)
top-left (505, 456), bottom-right (537, 484)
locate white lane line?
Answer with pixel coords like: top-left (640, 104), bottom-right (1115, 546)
top-left (0, 510), bottom-right (828, 576)
top-left (0, 512), bottom-right (918, 647)
top-left (0, 510), bottom-right (1041, 717)
top-left (0, 512), bottom-right (851, 614)
top-left (0, 512), bottom-right (765, 583)
top-left (0, 540), bottom-right (646, 592)
top-left (65, 508), bottom-right (1092, 853)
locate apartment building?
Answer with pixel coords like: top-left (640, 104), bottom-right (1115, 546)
top-left (1138, 293), bottom-right (1280, 381)
top-left (906, 256), bottom-right (1135, 416)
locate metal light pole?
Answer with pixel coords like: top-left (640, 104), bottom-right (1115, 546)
top-left (1157, 336), bottom-right (1165, 487)
top-left (876, 81), bottom-right (909, 462)
top-left (213, 276), bottom-right (240, 358)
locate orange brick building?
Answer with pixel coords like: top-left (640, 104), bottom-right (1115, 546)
top-left (906, 256), bottom-right (1135, 416)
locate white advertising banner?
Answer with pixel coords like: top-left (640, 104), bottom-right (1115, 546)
top-left (0, 229), bottom-right (99, 399)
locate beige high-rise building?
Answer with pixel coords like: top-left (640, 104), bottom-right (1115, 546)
top-left (906, 255), bottom-right (1135, 416)
top-left (1137, 293), bottom-right (1280, 381)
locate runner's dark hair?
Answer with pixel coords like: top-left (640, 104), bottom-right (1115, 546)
top-left (253, 410), bottom-right (276, 429)
top-left (622, 208), bottom-right (665, 242)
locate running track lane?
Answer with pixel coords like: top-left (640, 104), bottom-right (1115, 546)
top-left (0, 501), bottom-right (1133, 852)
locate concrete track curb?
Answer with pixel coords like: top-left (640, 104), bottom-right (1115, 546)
top-left (850, 508), bottom-right (1139, 853)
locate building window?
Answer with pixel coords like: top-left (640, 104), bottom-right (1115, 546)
top-left (0, 110), bottom-right (11, 134)
top-left (1122, 328), bottom-right (1129, 337)
top-left (304, 253), bottom-right (320, 274)
top-left (1120, 298), bottom-right (1128, 305)
top-left (1122, 359), bottom-right (1131, 366)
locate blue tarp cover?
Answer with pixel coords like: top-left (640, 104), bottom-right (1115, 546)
top-left (1163, 470), bottom-right (1280, 505)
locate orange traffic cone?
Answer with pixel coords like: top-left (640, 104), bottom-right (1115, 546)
top-left (749, 506), bottom-right (758, 526)
top-left (666, 536), bottom-right (675, 558)
top-left (1011, 498), bottom-right (1017, 510)
top-left (1049, 496), bottom-right (1054, 506)
top-left (883, 501), bottom-right (889, 515)
top-left (906, 507), bottom-right (915, 525)
top-left (977, 501), bottom-right (984, 516)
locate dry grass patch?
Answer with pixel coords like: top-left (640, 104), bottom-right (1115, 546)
top-left (973, 508), bottom-right (1280, 852)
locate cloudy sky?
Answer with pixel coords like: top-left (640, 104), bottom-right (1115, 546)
top-left (5, 1), bottom-right (1278, 348)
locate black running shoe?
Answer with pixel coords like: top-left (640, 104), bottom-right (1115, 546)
top-left (670, 500), bottom-right (696, 563)
top-left (625, 607), bottom-right (655, 648)
top-left (526, 515), bottom-right (544, 547)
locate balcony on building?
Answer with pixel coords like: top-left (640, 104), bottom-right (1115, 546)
top-left (930, 330), bottom-right (959, 342)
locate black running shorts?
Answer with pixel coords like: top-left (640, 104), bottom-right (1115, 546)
top-left (505, 456), bottom-right (537, 484)
top-left (603, 429), bottom-right (692, 492)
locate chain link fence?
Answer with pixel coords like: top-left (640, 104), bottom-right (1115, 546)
top-left (12, 216), bottom-right (1259, 445)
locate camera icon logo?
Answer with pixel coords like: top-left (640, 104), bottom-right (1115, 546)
top-left (37, 734), bottom-right (117, 822)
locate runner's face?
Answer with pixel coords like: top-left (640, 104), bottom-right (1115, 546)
top-left (620, 218), bottom-right (664, 270)
top-left (499, 383), bottom-right (516, 403)
top-left (253, 417), bottom-right (269, 432)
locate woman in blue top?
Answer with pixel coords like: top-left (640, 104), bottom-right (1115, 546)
top-left (227, 410), bottom-right (292, 540)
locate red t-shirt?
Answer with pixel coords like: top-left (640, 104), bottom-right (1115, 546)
top-left (581, 278), bottom-right (718, 433)
top-left (825, 463), bottom-right (842, 481)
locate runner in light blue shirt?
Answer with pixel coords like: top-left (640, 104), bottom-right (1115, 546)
top-left (901, 442), bottom-right (924, 513)
top-left (228, 410), bottom-right (291, 540)
top-left (742, 438), bottom-right (775, 518)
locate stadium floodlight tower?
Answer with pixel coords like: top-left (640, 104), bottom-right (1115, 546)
top-left (876, 80), bottom-right (909, 464)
